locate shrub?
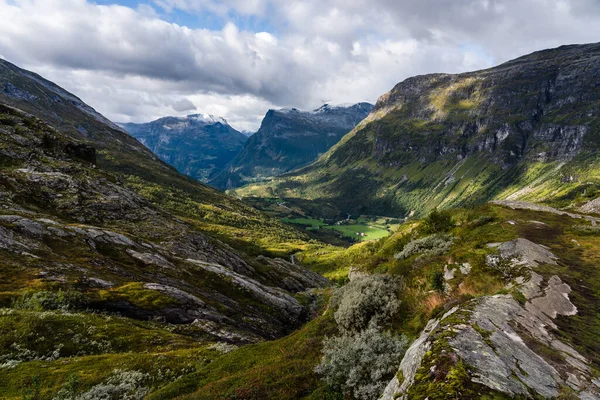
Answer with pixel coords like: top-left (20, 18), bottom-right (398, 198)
top-left (332, 275), bottom-right (402, 332)
top-left (429, 270), bottom-right (445, 292)
top-left (394, 234), bottom-right (454, 261)
top-left (12, 290), bottom-right (88, 312)
top-left (422, 209), bottom-right (454, 234)
top-left (572, 224), bottom-right (600, 235)
top-left (73, 370), bottom-right (150, 400)
top-left (315, 327), bottom-right (407, 400)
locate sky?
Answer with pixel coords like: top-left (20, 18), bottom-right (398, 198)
top-left (1, 1), bottom-right (600, 131)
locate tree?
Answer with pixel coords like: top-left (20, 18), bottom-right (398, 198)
top-left (422, 208), bottom-right (454, 234)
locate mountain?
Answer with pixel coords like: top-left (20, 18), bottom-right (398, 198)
top-left (0, 58), bottom-right (333, 396)
top-left (121, 114), bottom-right (247, 182)
top-left (210, 102), bottom-right (373, 189)
top-left (238, 43), bottom-right (600, 217)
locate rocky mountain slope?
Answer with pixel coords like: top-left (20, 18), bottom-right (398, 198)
top-left (121, 115), bottom-right (247, 182)
top-left (381, 202), bottom-right (600, 399)
top-left (210, 102), bottom-right (373, 189)
top-left (0, 59), bottom-right (331, 397)
top-left (237, 43), bottom-right (600, 217)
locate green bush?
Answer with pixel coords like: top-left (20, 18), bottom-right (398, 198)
top-left (429, 270), bottom-right (445, 292)
top-left (422, 208), bottom-right (454, 234)
top-left (332, 275), bottom-right (402, 332)
top-left (315, 327), bottom-right (407, 400)
top-left (394, 234), bottom-right (454, 261)
top-left (12, 290), bottom-right (88, 312)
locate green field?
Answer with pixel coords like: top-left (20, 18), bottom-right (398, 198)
top-left (323, 224), bottom-right (391, 241)
top-left (280, 215), bottom-right (397, 242)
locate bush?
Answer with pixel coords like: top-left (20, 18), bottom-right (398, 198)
top-left (394, 234), bottom-right (454, 261)
top-left (73, 370), bottom-right (150, 400)
top-left (429, 270), bottom-right (445, 292)
top-left (12, 290), bottom-right (88, 312)
top-left (332, 275), bottom-right (402, 332)
top-left (572, 224), bottom-right (600, 235)
top-left (315, 327), bottom-right (407, 400)
top-left (422, 209), bottom-right (454, 234)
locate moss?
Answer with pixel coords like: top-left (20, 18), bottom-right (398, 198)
top-left (472, 323), bottom-right (496, 351)
top-left (511, 289), bottom-right (527, 306)
top-left (97, 282), bottom-right (180, 310)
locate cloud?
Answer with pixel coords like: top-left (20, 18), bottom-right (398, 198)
top-left (171, 98), bottom-right (197, 112)
top-left (0, 0), bottom-right (599, 130)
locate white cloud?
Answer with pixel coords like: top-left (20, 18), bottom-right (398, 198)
top-left (1, 0), bottom-right (600, 130)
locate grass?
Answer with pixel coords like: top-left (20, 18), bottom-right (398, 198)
top-left (148, 311), bottom-right (338, 400)
top-left (281, 217), bottom-right (327, 228)
top-left (97, 282), bottom-right (180, 310)
top-left (323, 223), bottom-right (392, 241)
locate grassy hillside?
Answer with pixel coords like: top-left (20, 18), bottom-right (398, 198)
top-left (235, 43), bottom-right (600, 218)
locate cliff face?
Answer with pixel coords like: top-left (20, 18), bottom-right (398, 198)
top-left (122, 115), bottom-right (247, 182)
top-left (210, 102), bottom-right (373, 189)
top-left (250, 43), bottom-right (600, 216)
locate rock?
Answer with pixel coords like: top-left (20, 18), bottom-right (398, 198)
top-left (380, 307), bottom-right (459, 400)
top-left (13, 218), bottom-right (47, 238)
top-left (186, 258), bottom-right (303, 323)
top-left (257, 255), bottom-right (329, 291)
top-left (578, 196), bottom-right (600, 214)
top-left (488, 238), bottom-right (558, 267)
top-left (348, 265), bottom-right (369, 281)
top-left (127, 249), bottom-right (174, 269)
top-left (143, 283), bottom-right (206, 307)
top-left (492, 200), bottom-right (600, 224)
top-left (459, 262), bottom-right (472, 275)
top-left (191, 319), bottom-right (262, 344)
top-left (443, 265), bottom-right (456, 280)
top-left (525, 275), bottom-right (577, 319)
top-left (86, 277), bottom-right (114, 288)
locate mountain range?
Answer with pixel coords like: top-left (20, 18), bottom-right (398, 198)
top-left (210, 102), bottom-right (373, 189)
top-left (121, 114), bottom-right (247, 182)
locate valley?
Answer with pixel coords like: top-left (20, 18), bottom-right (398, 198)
top-left (0, 40), bottom-right (600, 400)
top-left (245, 197), bottom-right (400, 244)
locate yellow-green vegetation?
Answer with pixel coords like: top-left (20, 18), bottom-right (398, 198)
top-left (3, 202), bottom-right (600, 399)
top-left (148, 311), bottom-right (338, 400)
top-left (0, 307), bottom-right (222, 399)
top-left (322, 221), bottom-right (394, 241)
top-left (97, 282), bottom-right (180, 310)
top-left (125, 176), bottom-right (315, 257)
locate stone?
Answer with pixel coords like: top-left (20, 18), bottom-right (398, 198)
top-left (126, 250), bottom-right (174, 269)
top-left (443, 265), bottom-right (456, 280)
top-left (459, 262), bottom-right (472, 275)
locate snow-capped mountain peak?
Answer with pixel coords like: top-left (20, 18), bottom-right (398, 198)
top-left (186, 113), bottom-right (228, 125)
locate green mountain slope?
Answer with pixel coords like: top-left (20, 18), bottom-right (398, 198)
top-left (237, 43), bottom-right (600, 217)
top-left (210, 103), bottom-right (373, 189)
top-left (121, 115), bottom-right (247, 182)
